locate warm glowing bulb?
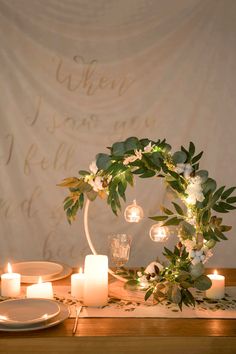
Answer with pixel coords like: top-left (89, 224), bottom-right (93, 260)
top-left (7, 262), bottom-right (12, 273)
top-left (38, 276), bottom-right (43, 284)
top-left (149, 223), bottom-right (170, 242)
top-left (124, 199), bottom-right (144, 223)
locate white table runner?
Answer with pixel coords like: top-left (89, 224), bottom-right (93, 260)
top-left (54, 283), bottom-right (236, 319)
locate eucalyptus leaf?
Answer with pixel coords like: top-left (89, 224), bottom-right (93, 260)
top-left (205, 239), bottom-right (216, 249)
top-left (195, 170), bottom-right (209, 183)
top-left (202, 178), bottom-right (217, 194)
top-left (111, 142), bottom-right (126, 156)
top-left (171, 284), bottom-right (182, 304)
top-left (190, 263), bottom-right (204, 279)
top-left (96, 153), bottom-right (111, 170)
top-left (86, 189), bottom-right (97, 201)
top-left (194, 275), bottom-right (212, 291)
top-left (172, 151), bottom-right (187, 164)
top-left (124, 137), bottom-right (140, 151)
top-left (179, 221), bottom-right (195, 239)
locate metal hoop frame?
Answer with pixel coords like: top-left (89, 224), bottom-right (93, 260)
top-left (83, 198), bottom-right (126, 282)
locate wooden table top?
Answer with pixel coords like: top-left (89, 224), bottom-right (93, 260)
top-left (0, 268), bottom-right (236, 354)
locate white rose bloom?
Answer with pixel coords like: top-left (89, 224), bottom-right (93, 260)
top-left (175, 163), bottom-right (185, 174)
top-left (195, 250), bottom-right (203, 257)
top-left (88, 176), bottom-right (103, 192)
top-left (145, 261), bottom-right (163, 274)
top-left (89, 161), bottom-right (98, 174)
top-left (175, 163), bottom-right (193, 179)
top-left (183, 164), bottom-right (193, 179)
top-left (139, 275), bottom-right (149, 288)
top-left (185, 176), bottom-right (204, 205)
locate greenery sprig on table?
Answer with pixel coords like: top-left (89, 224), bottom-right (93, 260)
top-left (58, 137), bottom-right (236, 309)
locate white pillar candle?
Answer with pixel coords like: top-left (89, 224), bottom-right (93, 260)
top-left (1, 263), bottom-right (21, 297)
top-left (71, 268), bottom-right (85, 300)
top-left (206, 270), bottom-right (225, 299)
top-left (26, 277), bottom-right (53, 299)
top-left (83, 255), bottom-right (108, 307)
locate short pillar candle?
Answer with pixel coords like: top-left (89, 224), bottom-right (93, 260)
top-left (83, 255), bottom-right (108, 307)
top-left (26, 277), bottom-right (53, 299)
top-left (206, 270), bottom-right (225, 299)
top-left (1, 263), bottom-right (21, 297)
top-left (71, 268), bottom-right (85, 300)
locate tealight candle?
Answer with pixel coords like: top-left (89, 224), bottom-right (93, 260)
top-left (71, 267), bottom-right (85, 300)
top-left (1, 263), bottom-right (21, 297)
top-left (83, 255), bottom-right (108, 307)
top-left (26, 277), bottom-right (53, 299)
top-left (206, 270), bottom-right (225, 299)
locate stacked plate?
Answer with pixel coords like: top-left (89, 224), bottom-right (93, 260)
top-left (0, 298), bottom-right (69, 332)
top-left (12, 261), bottom-right (72, 283)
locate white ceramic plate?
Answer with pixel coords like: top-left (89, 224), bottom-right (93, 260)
top-left (0, 302), bottom-right (69, 332)
top-left (12, 261), bottom-right (63, 283)
top-left (0, 299), bottom-right (60, 326)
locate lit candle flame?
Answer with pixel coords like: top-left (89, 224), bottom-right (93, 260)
top-left (214, 270), bottom-right (218, 275)
top-left (7, 262), bottom-right (12, 273)
top-left (38, 276), bottom-right (42, 284)
top-left (79, 267), bottom-right (83, 274)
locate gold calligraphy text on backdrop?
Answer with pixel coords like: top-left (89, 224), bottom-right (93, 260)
top-left (55, 56), bottom-right (136, 96)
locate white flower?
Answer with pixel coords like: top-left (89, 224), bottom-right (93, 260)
top-left (145, 261), bottom-right (163, 274)
top-left (144, 142), bottom-right (153, 153)
top-left (89, 161), bottom-right (98, 175)
top-left (175, 163), bottom-right (193, 179)
top-left (138, 275), bottom-right (149, 288)
top-left (88, 176), bottom-right (104, 192)
top-left (123, 149), bottom-right (143, 166)
top-left (185, 176), bottom-right (204, 205)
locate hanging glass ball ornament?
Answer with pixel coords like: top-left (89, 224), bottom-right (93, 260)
top-left (149, 223), bottom-right (170, 242)
top-left (124, 199), bottom-right (144, 223)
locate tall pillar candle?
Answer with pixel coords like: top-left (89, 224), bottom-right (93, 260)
top-left (206, 270), bottom-right (225, 299)
top-left (1, 263), bottom-right (21, 297)
top-left (83, 255), bottom-right (108, 307)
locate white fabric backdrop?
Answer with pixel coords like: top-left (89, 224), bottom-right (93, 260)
top-left (0, 0), bottom-right (236, 268)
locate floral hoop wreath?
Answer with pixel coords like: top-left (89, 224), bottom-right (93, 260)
top-left (59, 137), bottom-right (236, 309)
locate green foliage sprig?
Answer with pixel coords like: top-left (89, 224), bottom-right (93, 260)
top-left (58, 137), bottom-right (236, 309)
